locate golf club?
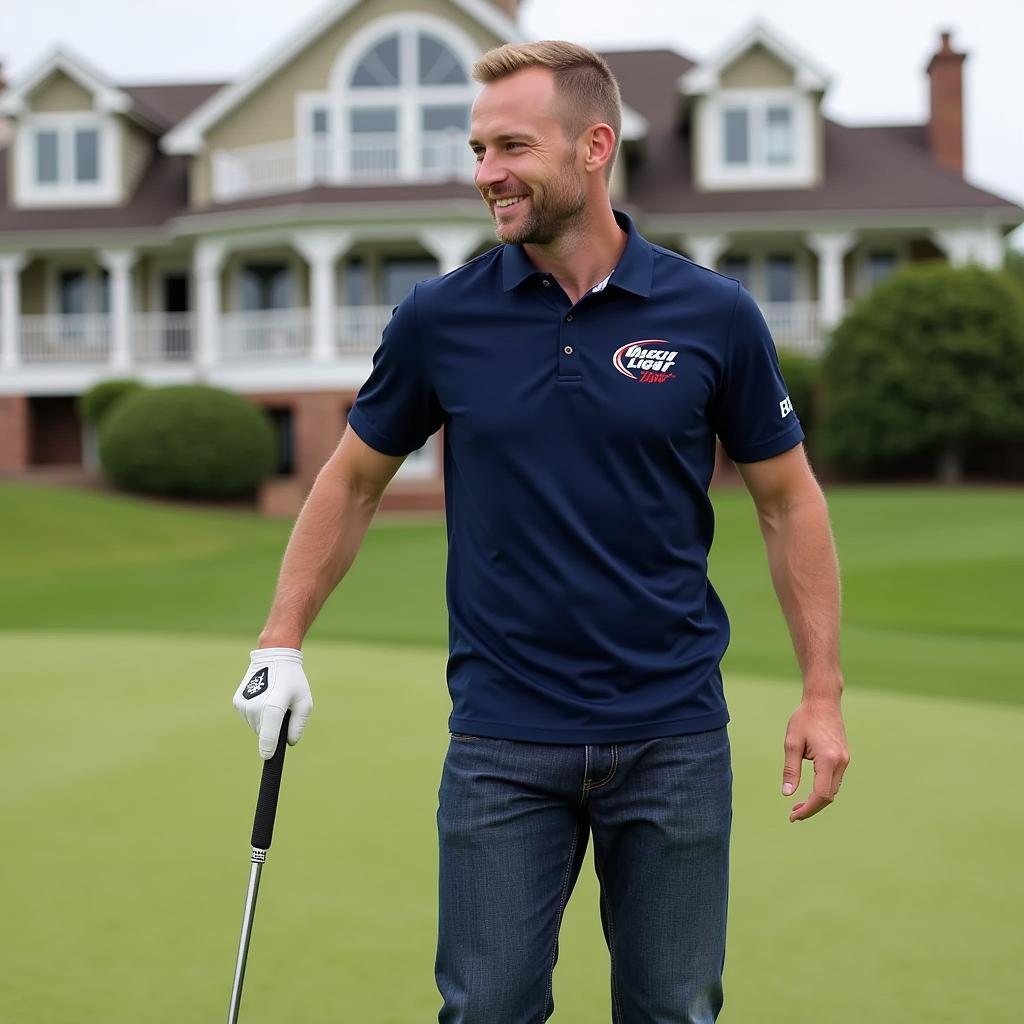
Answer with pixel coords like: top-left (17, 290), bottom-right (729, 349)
top-left (227, 710), bottom-right (292, 1024)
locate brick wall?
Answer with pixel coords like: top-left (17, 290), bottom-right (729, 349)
top-left (0, 395), bottom-right (29, 472)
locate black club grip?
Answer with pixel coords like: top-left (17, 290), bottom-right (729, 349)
top-left (251, 710), bottom-right (290, 851)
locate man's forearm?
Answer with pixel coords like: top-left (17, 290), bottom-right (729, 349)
top-left (258, 468), bottom-right (381, 649)
top-left (757, 488), bottom-right (843, 702)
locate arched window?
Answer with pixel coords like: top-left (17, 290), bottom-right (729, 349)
top-left (330, 22), bottom-right (477, 182)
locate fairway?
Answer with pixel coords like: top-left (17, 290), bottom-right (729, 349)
top-left (2, 632), bottom-right (1021, 1023)
top-left (1, 481), bottom-right (1022, 1022)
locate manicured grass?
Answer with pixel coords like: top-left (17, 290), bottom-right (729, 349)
top-left (1, 633), bottom-right (1020, 1023)
top-left (1, 481), bottom-right (1021, 704)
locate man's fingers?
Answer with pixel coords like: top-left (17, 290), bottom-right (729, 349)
top-left (789, 752), bottom-right (846, 821)
top-left (259, 704), bottom-right (286, 760)
top-left (287, 697), bottom-right (313, 746)
top-left (781, 735), bottom-right (803, 796)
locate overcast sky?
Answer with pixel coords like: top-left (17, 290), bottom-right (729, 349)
top-left (2, 0), bottom-right (1022, 246)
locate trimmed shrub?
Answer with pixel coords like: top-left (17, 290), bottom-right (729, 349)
top-left (820, 263), bottom-right (1024, 481)
top-left (77, 378), bottom-right (145, 426)
top-left (98, 385), bottom-right (277, 498)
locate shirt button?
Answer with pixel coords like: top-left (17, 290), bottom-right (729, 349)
top-left (564, 345), bottom-right (573, 355)
top-left (565, 314), bottom-right (573, 322)
top-left (542, 279), bottom-right (551, 287)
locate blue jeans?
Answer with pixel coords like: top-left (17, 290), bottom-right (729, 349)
top-left (435, 728), bottom-right (733, 1023)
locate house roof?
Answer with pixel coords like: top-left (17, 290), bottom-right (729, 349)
top-left (1, 41), bottom-right (1021, 238)
top-left (162, 0), bottom-right (524, 154)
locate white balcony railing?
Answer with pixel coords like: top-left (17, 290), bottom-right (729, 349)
top-left (761, 301), bottom-right (823, 356)
top-left (220, 308), bottom-right (313, 360)
top-left (19, 314), bottom-right (112, 363)
top-left (213, 131), bottom-right (476, 201)
top-left (133, 312), bottom-right (195, 362)
top-left (337, 305), bottom-right (395, 354)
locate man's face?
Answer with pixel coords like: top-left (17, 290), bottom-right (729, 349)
top-left (469, 67), bottom-right (587, 245)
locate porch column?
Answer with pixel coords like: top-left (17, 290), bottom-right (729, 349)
top-left (417, 225), bottom-right (490, 275)
top-left (99, 249), bottom-right (137, 372)
top-left (0, 253), bottom-right (27, 372)
top-left (681, 233), bottom-right (729, 271)
top-left (194, 239), bottom-right (227, 372)
top-left (806, 231), bottom-right (857, 329)
top-left (291, 230), bottom-right (353, 363)
top-left (930, 226), bottom-right (1003, 269)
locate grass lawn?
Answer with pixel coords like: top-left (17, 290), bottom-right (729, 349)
top-left (0, 481), bottom-right (1021, 1021)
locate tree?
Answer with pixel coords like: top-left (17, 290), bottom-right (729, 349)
top-left (820, 262), bottom-right (1024, 482)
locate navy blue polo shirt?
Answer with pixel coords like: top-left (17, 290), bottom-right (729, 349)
top-left (347, 210), bottom-right (803, 743)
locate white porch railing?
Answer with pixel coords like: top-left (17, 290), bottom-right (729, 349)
top-left (220, 308), bottom-right (313, 360)
top-left (133, 312), bottom-right (195, 362)
top-left (337, 305), bottom-right (394, 354)
top-left (761, 301), bottom-right (823, 356)
top-left (19, 314), bottom-right (112, 363)
top-left (213, 131), bottom-right (476, 201)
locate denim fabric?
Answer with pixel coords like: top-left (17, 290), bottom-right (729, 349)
top-left (435, 728), bottom-right (732, 1023)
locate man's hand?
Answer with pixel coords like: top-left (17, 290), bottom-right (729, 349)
top-left (782, 698), bottom-right (850, 822)
top-left (232, 648), bottom-right (314, 759)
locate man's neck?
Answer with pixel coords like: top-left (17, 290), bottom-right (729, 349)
top-left (522, 205), bottom-right (628, 305)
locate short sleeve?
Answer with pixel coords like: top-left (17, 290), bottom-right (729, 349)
top-left (346, 284), bottom-right (444, 457)
top-left (711, 283), bottom-right (805, 463)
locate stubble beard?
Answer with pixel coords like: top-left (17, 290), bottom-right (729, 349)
top-left (496, 155), bottom-right (587, 246)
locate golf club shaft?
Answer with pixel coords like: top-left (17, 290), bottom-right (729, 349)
top-left (227, 711), bottom-right (291, 1024)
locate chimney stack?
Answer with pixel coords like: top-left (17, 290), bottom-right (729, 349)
top-left (926, 29), bottom-right (967, 176)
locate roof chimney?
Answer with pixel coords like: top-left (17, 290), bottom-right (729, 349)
top-left (491, 0), bottom-right (521, 21)
top-left (926, 29), bottom-right (967, 176)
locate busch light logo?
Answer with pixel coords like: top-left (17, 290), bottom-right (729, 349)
top-left (780, 396), bottom-right (794, 418)
top-left (243, 667), bottom-right (269, 700)
top-left (612, 340), bottom-right (678, 384)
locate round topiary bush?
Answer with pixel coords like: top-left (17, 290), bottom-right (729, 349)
top-left (77, 378), bottom-right (146, 426)
top-left (98, 385), bottom-right (277, 498)
top-left (820, 262), bottom-right (1024, 481)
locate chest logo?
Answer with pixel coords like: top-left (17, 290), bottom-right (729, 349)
top-left (612, 341), bottom-right (678, 384)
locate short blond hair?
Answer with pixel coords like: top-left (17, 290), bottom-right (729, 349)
top-left (472, 41), bottom-right (623, 179)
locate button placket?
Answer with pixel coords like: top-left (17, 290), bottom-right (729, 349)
top-left (557, 307), bottom-right (580, 379)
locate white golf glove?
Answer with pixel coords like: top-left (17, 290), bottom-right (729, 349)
top-left (232, 648), bottom-right (314, 759)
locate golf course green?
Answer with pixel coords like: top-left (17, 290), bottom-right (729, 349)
top-left (1, 481), bottom-right (1021, 1022)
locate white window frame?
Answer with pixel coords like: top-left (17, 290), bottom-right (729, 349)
top-left (45, 260), bottom-right (111, 316)
top-left (323, 12), bottom-right (481, 183)
top-left (15, 111), bottom-right (121, 207)
top-left (853, 239), bottom-right (911, 298)
top-left (699, 87), bottom-right (814, 191)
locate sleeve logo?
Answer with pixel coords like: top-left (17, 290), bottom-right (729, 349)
top-left (780, 396), bottom-right (794, 418)
top-left (243, 667), bottom-right (269, 699)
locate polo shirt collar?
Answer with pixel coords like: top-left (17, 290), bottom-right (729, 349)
top-left (501, 208), bottom-right (654, 298)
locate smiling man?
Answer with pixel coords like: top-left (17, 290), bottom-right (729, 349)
top-left (233, 40), bottom-right (850, 1024)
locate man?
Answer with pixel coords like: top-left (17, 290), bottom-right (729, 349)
top-left (233, 41), bottom-right (850, 1024)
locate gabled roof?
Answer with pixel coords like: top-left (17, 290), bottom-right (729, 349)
top-left (680, 20), bottom-right (831, 95)
top-left (0, 45), bottom-right (165, 134)
top-left (162, 0), bottom-right (524, 155)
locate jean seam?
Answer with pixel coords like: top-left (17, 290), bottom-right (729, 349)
top-left (594, 846), bottom-right (624, 1024)
top-left (584, 743), bottom-right (619, 792)
top-left (543, 819), bottom-right (582, 1023)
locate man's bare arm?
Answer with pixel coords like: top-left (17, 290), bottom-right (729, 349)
top-left (735, 444), bottom-right (851, 822)
top-left (258, 427), bottom-right (406, 649)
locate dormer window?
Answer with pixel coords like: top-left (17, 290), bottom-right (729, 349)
top-left (697, 88), bottom-right (814, 191)
top-left (16, 112), bottom-right (120, 207)
top-left (723, 99), bottom-right (794, 169)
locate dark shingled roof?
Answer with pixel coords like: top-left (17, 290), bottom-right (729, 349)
top-left (1, 52), bottom-right (1021, 235)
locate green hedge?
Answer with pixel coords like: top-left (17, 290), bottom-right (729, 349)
top-left (777, 351), bottom-right (820, 439)
top-left (98, 385), bottom-right (277, 498)
top-left (820, 263), bottom-right (1024, 480)
top-left (77, 378), bottom-right (146, 427)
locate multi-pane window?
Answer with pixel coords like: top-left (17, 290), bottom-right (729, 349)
top-left (57, 268), bottom-right (109, 315)
top-left (33, 124), bottom-right (102, 186)
top-left (351, 34), bottom-right (400, 88)
top-left (418, 33), bottom-right (469, 85)
top-left (240, 263), bottom-right (293, 311)
top-left (721, 103), bottom-right (794, 168)
top-left (382, 258), bottom-right (439, 307)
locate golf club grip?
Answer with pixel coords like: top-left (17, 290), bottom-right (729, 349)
top-left (251, 711), bottom-right (290, 850)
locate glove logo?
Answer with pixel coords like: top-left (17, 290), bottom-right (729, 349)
top-left (243, 667), bottom-right (269, 700)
